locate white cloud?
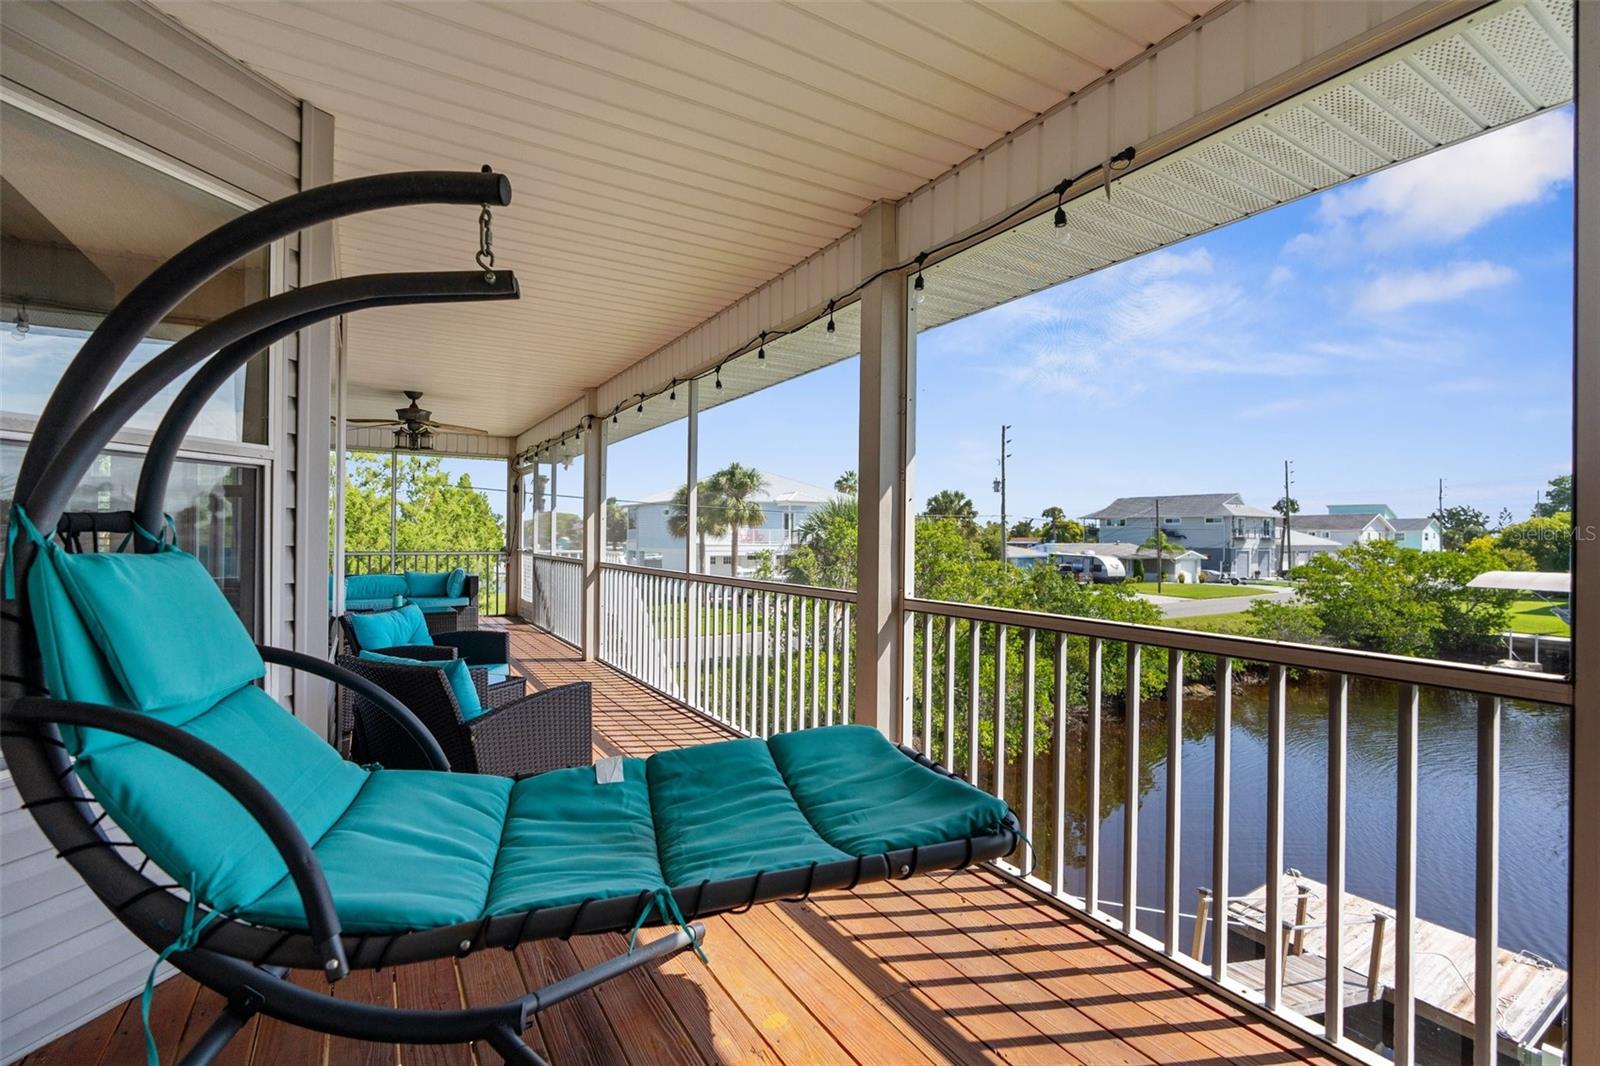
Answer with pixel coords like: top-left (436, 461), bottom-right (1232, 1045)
top-left (1352, 260), bottom-right (1517, 314)
top-left (1268, 265), bottom-right (1293, 287)
top-left (1304, 108), bottom-right (1572, 250)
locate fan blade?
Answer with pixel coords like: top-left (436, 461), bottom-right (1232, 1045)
top-left (427, 421), bottom-right (490, 435)
top-left (347, 418), bottom-right (403, 426)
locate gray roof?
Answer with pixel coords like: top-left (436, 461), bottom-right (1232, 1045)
top-left (1294, 513), bottom-right (1393, 531)
top-left (1389, 517), bottom-right (1439, 531)
top-left (1082, 493), bottom-right (1274, 520)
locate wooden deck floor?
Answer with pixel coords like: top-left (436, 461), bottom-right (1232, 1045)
top-left (23, 621), bottom-right (1333, 1066)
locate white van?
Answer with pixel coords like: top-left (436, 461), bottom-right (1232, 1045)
top-left (1055, 552), bottom-right (1127, 584)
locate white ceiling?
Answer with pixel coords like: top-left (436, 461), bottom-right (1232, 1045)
top-left (155, 0), bottom-right (1219, 435)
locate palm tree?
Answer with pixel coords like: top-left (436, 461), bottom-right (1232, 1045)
top-left (834, 470), bottom-right (858, 495)
top-left (709, 463), bottom-right (766, 577)
top-left (665, 480), bottom-right (725, 572)
top-left (924, 489), bottom-right (978, 533)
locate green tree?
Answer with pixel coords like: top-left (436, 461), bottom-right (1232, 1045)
top-left (1496, 513), bottom-right (1572, 571)
top-left (1139, 530), bottom-right (1185, 553)
top-left (605, 497), bottom-right (629, 548)
top-left (924, 489), bottom-right (978, 534)
top-left (785, 496), bottom-right (858, 590)
top-left (1534, 474), bottom-right (1572, 517)
top-left (1245, 600), bottom-right (1324, 644)
top-left (833, 470), bottom-right (858, 495)
top-left (707, 463), bottom-right (767, 577)
top-left (1273, 496), bottom-right (1300, 516)
top-left (1038, 507), bottom-right (1083, 543)
top-left (1009, 518), bottom-right (1037, 539)
top-left (1431, 504), bottom-right (1490, 552)
top-left (335, 452), bottom-right (503, 555)
top-left (665, 480), bottom-right (724, 572)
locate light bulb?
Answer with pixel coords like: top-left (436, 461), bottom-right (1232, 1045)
top-left (913, 273), bottom-right (926, 306)
top-left (1053, 206), bottom-right (1071, 244)
top-left (12, 304), bottom-right (29, 340)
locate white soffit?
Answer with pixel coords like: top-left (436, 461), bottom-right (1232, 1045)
top-left (154, 0), bottom-right (1220, 437)
top-left (913, 0), bottom-right (1573, 335)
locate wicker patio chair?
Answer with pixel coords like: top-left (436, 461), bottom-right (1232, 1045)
top-left (336, 605), bottom-right (524, 704)
top-left (0, 168), bottom-right (1018, 1066)
top-left (336, 654), bottom-right (591, 778)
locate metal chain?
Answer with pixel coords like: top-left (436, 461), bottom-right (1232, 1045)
top-left (476, 204), bottom-right (496, 283)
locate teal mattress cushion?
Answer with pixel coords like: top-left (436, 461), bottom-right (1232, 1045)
top-left (346, 573), bottom-right (407, 601)
top-left (50, 548), bottom-right (263, 713)
top-left (346, 604), bottom-right (430, 650)
top-left (647, 738), bottom-right (849, 887)
top-left (409, 596), bottom-right (470, 612)
top-left (485, 760), bottom-right (665, 915)
top-left (240, 770), bottom-right (512, 933)
top-left (75, 685), bottom-right (368, 912)
top-left (404, 571), bottom-right (451, 597)
top-left (359, 650), bottom-right (484, 721)
top-left (446, 568), bottom-right (468, 597)
top-left (768, 725), bottom-right (1010, 855)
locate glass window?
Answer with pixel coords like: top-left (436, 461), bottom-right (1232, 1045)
top-left (604, 400), bottom-right (689, 571)
top-left (1, 103), bottom-right (270, 444)
top-left (1, 441), bottom-right (262, 633)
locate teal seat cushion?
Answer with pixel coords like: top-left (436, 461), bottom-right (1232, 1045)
top-left (647, 739), bottom-right (849, 887)
top-left (240, 770), bottom-right (512, 933)
top-left (409, 596), bottom-right (470, 612)
top-left (359, 650), bottom-right (484, 721)
top-left (404, 571), bottom-right (451, 597)
top-left (446, 568), bottom-right (467, 597)
top-left (346, 573), bottom-right (406, 601)
top-left (346, 604), bottom-right (431, 650)
top-left (50, 548), bottom-right (263, 713)
top-left (74, 685), bottom-right (368, 912)
top-left (768, 725), bottom-right (1010, 855)
top-left (485, 761), bottom-right (665, 915)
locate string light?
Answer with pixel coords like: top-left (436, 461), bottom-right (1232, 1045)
top-left (637, 400), bottom-right (644, 414)
top-left (825, 299), bottom-right (836, 334)
top-left (913, 253), bottom-right (927, 305)
top-left (11, 301), bottom-right (28, 340)
top-left (714, 364), bottom-right (723, 390)
top-left (1052, 178), bottom-right (1073, 244)
top-left (669, 379), bottom-right (678, 401)
top-left (757, 331), bottom-right (766, 360)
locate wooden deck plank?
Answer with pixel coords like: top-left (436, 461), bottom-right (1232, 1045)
top-left (21, 620), bottom-right (1330, 1066)
top-left (94, 972), bottom-right (200, 1064)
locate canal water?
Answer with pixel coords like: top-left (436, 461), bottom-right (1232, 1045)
top-left (999, 675), bottom-right (1571, 970)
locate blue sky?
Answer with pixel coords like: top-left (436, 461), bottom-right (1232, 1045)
top-left (602, 106), bottom-right (1575, 527)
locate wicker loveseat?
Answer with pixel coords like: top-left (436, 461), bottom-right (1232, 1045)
top-left (341, 570), bottom-right (479, 632)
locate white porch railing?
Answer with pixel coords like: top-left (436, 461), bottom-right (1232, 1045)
top-left (599, 563), bottom-right (855, 737)
top-left (519, 552), bottom-right (581, 645)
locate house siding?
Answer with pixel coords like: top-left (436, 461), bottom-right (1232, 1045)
top-left (0, 4), bottom-right (322, 1059)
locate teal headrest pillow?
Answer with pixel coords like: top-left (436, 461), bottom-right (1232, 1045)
top-left (346, 573), bottom-right (406, 601)
top-left (346, 604), bottom-right (431, 650)
top-left (446, 568), bottom-right (467, 598)
top-left (404, 570), bottom-right (451, 597)
top-left (50, 548), bottom-right (263, 713)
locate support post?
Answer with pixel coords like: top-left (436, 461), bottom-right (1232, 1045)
top-left (505, 463), bottom-right (522, 619)
top-left (1570, 1), bottom-right (1599, 1058)
top-left (581, 391), bottom-right (603, 661)
top-left (686, 378), bottom-right (701, 707)
top-left (855, 200), bottom-right (912, 739)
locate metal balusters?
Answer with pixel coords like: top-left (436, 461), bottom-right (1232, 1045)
top-left (968, 620), bottom-right (982, 783)
top-left (1022, 629), bottom-right (1037, 865)
top-left (840, 603), bottom-right (852, 722)
top-left (994, 625), bottom-right (1008, 805)
top-left (922, 614), bottom-right (934, 758)
top-left (1265, 664), bottom-right (1287, 1011)
top-left (826, 601), bottom-right (837, 727)
top-left (784, 595), bottom-right (795, 733)
top-left (810, 599), bottom-right (821, 729)
top-left (1396, 683), bottom-right (1420, 1066)
top-left (1475, 695), bottom-right (1500, 1066)
top-left (1326, 673), bottom-right (1349, 1041)
top-left (1212, 657), bottom-right (1232, 982)
top-left (1086, 637), bottom-right (1103, 916)
top-left (943, 617), bottom-right (957, 770)
top-left (1124, 643), bottom-right (1141, 936)
top-left (1051, 632), bottom-right (1068, 898)
top-left (1165, 647), bottom-right (1184, 957)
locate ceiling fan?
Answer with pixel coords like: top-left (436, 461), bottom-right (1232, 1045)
top-left (348, 390), bottom-right (488, 450)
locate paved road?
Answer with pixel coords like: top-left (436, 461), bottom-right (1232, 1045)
top-left (1136, 586), bottom-right (1296, 618)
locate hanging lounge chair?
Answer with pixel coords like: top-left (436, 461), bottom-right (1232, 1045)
top-left (0, 170), bottom-right (1019, 1066)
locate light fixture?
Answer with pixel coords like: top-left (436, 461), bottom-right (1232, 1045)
top-left (637, 400), bottom-right (644, 414)
top-left (612, 410), bottom-right (619, 424)
top-left (1052, 177), bottom-right (1073, 245)
top-left (757, 331), bottom-right (766, 360)
top-left (12, 301), bottom-right (29, 340)
top-left (825, 300), bottom-right (836, 334)
top-left (669, 379), bottom-right (677, 401)
top-left (714, 364), bottom-right (723, 390)
top-left (913, 253), bottom-right (927, 305)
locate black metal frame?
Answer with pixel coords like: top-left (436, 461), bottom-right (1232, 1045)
top-left (0, 167), bottom-right (1020, 1064)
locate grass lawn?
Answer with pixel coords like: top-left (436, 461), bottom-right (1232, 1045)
top-left (1153, 611), bottom-right (1256, 636)
top-left (1129, 581), bottom-right (1265, 600)
top-left (1507, 598), bottom-right (1570, 636)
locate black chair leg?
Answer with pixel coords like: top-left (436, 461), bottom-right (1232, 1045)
top-left (484, 1024), bottom-right (549, 1065)
top-left (178, 975), bottom-right (277, 1066)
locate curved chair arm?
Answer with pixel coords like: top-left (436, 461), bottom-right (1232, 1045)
top-left (6, 696), bottom-right (350, 981)
top-left (467, 682), bottom-right (593, 780)
top-left (257, 645), bottom-right (450, 772)
top-left (374, 644), bottom-right (457, 662)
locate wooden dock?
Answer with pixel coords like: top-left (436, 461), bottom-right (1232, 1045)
top-left (1227, 873), bottom-right (1567, 1059)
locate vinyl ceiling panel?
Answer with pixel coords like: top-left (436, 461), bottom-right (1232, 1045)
top-left (155, 0), bottom-right (1218, 437)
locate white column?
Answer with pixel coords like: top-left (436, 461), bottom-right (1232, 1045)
top-left (504, 462), bottom-right (522, 618)
top-left (855, 201), bottom-right (913, 738)
top-left (581, 391), bottom-right (604, 661)
top-left (1570, 2), bottom-right (1599, 1058)
top-left (686, 378), bottom-right (701, 707)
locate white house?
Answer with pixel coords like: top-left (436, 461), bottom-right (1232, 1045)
top-left (1293, 511), bottom-right (1397, 547)
top-left (1082, 493), bottom-right (1279, 580)
top-left (622, 472), bottom-right (839, 575)
top-left (1325, 504), bottom-right (1442, 551)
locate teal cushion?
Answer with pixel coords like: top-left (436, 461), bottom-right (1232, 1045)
top-left (50, 548), bottom-right (263, 713)
top-left (408, 596), bottom-right (470, 612)
top-left (446, 568), bottom-right (467, 597)
top-left (485, 760), bottom-right (665, 916)
top-left (647, 738), bottom-right (849, 887)
top-left (358, 650), bottom-right (484, 721)
top-left (346, 598), bottom-right (399, 612)
top-left (27, 547), bottom-right (133, 755)
top-left (768, 725), bottom-right (1010, 855)
top-left (404, 571), bottom-right (450, 597)
top-left (346, 573), bottom-right (407, 601)
top-left (346, 604), bottom-right (431, 651)
top-left (75, 685), bottom-right (369, 912)
top-left (240, 770), bottom-right (512, 933)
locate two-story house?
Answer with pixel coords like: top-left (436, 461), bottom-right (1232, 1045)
top-left (622, 471), bottom-right (838, 575)
top-left (1081, 493), bottom-right (1279, 580)
top-left (1296, 510), bottom-right (1399, 548)
top-left (1325, 504), bottom-right (1442, 551)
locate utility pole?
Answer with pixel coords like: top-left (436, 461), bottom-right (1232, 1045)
top-left (1438, 477), bottom-right (1445, 516)
top-left (1154, 496), bottom-right (1163, 594)
top-left (995, 425), bottom-right (1013, 562)
top-left (1281, 459), bottom-right (1293, 578)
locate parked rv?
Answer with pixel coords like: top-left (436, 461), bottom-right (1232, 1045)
top-left (1056, 553), bottom-right (1126, 584)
